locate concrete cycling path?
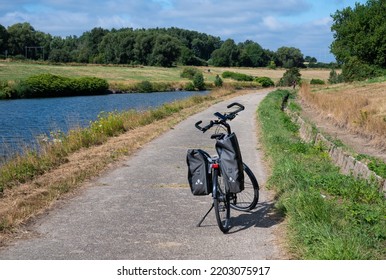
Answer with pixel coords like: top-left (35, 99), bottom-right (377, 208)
top-left (0, 89), bottom-right (284, 260)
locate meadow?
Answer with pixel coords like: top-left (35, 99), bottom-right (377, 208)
top-left (0, 61), bottom-right (332, 86)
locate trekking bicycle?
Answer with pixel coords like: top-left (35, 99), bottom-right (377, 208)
top-left (187, 102), bottom-right (259, 233)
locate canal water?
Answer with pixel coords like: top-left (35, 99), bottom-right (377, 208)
top-left (0, 91), bottom-right (208, 161)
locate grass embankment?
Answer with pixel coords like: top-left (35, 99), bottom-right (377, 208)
top-left (258, 89), bottom-right (385, 259)
top-left (0, 86), bottom-right (244, 239)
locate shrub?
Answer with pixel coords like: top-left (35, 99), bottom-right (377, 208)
top-left (310, 79), bottom-right (325, 85)
top-left (268, 60), bottom-right (277, 69)
top-left (214, 75), bottom-right (223, 87)
top-left (136, 80), bottom-right (153, 93)
top-left (328, 69), bottom-right (344, 84)
top-left (277, 68), bottom-right (302, 87)
top-left (193, 72), bottom-right (205, 90)
top-left (341, 57), bottom-right (382, 82)
top-left (184, 82), bottom-right (195, 91)
top-left (180, 67), bottom-right (201, 79)
top-left (221, 71), bottom-right (254, 81)
top-left (256, 77), bottom-right (274, 87)
top-left (0, 81), bottom-right (17, 99)
top-left (14, 74), bottom-right (108, 98)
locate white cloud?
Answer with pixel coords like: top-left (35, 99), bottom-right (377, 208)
top-left (262, 16), bottom-right (286, 31)
top-left (96, 15), bottom-right (133, 30)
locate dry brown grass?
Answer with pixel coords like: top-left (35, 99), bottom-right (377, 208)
top-left (299, 81), bottom-right (386, 150)
top-left (198, 66), bottom-right (332, 82)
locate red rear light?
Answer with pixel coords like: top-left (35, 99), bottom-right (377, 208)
top-left (212, 163), bottom-right (219, 169)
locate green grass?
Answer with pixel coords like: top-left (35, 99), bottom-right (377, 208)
top-left (258, 89), bottom-right (385, 259)
top-left (356, 154), bottom-right (386, 178)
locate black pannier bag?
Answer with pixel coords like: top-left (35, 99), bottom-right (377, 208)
top-left (215, 133), bottom-right (244, 193)
top-left (186, 149), bottom-right (213, 195)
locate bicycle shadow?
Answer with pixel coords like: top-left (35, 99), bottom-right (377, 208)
top-left (228, 200), bottom-right (284, 234)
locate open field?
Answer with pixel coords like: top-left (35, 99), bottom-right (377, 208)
top-left (299, 78), bottom-right (386, 151)
top-left (0, 61), bottom-right (332, 85)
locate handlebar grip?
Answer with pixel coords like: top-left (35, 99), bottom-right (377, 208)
top-left (195, 120), bottom-right (203, 130)
top-left (227, 102), bottom-right (245, 111)
top-left (226, 102), bottom-right (244, 116)
top-left (195, 120), bottom-right (213, 132)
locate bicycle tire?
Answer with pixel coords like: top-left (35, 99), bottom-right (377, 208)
top-left (213, 171), bottom-right (231, 233)
top-left (230, 163), bottom-right (259, 211)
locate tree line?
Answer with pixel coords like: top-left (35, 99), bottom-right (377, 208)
top-left (0, 23), bottom-right (325, 68)
top-left (1, 0), bottom-right (384, 76)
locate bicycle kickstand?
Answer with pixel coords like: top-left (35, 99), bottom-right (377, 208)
top-left (196, 203), bottom-right (214, 227)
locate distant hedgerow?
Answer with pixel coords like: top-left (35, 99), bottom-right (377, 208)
top-left (222, 71), bottom-right (254, 81)
top-left (13, 74), bottom-right (109, 98)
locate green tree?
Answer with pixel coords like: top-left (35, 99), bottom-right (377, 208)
top-left (276, 46), bottom-right (305, 68)
top-left (133, 33), bottom-right (155, 65)
top-left (77, 27), bottom-right (109, 63)
top-left (150, 34), bottom-right (181, 67)
top-left (238, 40), bottom-right (268, 67)
top-left (0, 24), bottom-right (9, 55)
top-left (7, 22), bottom-right (39, 56)
top-left (210, 39), bottom-right (239, 67)
top-left (330, 0), bottom-right (386, 67)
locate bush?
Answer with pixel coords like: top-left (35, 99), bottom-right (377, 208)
top-left (193, 72), bottom-right (205, 90)
top-left (9, 74), bottom-right (108, 98)
top-left (256, 77), bottom-right (274, 87)
top-left (328, 69), bottom-right (344, 84)
top-left (277, 68), bottom-right (302, 87)
top-left (221, 71), bottom-right (254, 81)
top-left (268, 60), bottom-right (277, 69)
top-left (180, 67), bottom-right (201, 79)
top-left (184, 82), bottom-right (195, 91)
top-left (214, 75), bottom-right (223, 87)
top-left (310, 79), bottom-right (325, 85)
top-left (0, 81), bottom-right (17, 99)
top-left (136, 80), bottom-right (153, 93)
top-left (341, 57), bottom-right (382, 82)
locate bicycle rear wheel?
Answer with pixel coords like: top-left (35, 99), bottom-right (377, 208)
top-left (213, 172), bottom-right (231, 233)
top-left (230, 163), bottom-right (259, 211)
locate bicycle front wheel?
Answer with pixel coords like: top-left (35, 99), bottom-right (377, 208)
top-left (230, 163), bottom-right (259, 211)
top-left (214, 195), bottom-right (231, 233)
top-left (213, 172), bottom-right (231, 233)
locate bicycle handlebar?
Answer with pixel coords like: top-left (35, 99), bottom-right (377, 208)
top-left (194, 102), bottom-right (244, 133)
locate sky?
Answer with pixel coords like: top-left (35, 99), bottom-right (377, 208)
top-left (0, 0), bottom-right (368, 62)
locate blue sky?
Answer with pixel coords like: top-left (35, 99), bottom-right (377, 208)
top-left (0, 0), bottom-right (367, 62)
